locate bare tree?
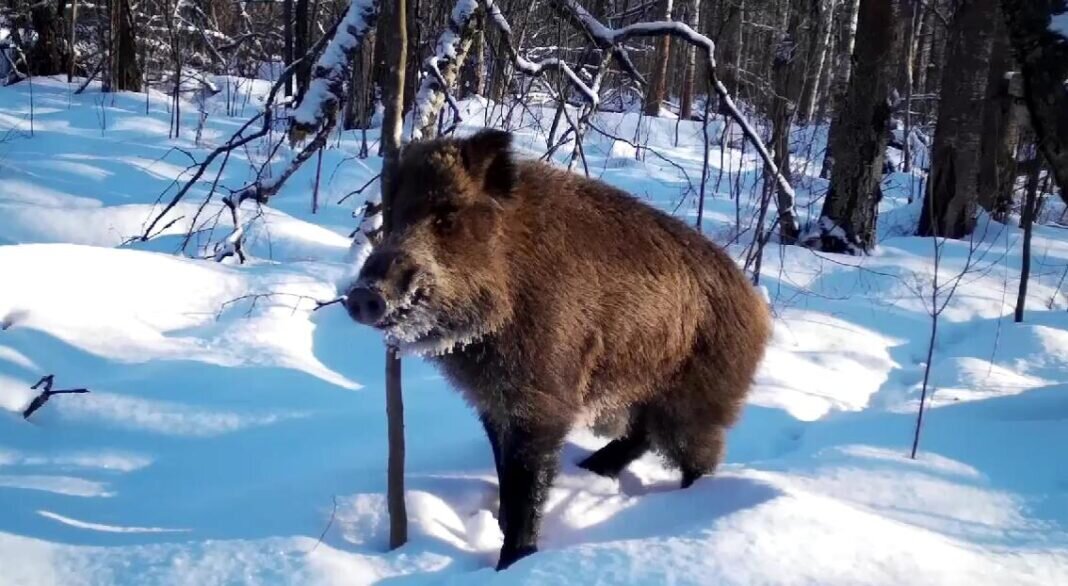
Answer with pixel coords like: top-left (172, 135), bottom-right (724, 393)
top-left (819, 0), bottom-right (860, 177)
top-left (917, 0), bottom-right (999, 239)
top-left (977, 17), bottom-right (1024, 221)
top-left (379, 0), bottom-right (409, 549)
top-left (1015, 153), bottom-right (1042, 322)
top-left (28, 0), bottom-right (70, 75)
top-left (1000, 0), bottom-right (1068, 197)
top-left (798, 0), bottom-right (837, 125)
top-left (678, 0), bottom-right (701, 119)
top-left (805, 0), bottom-right (900, 253)
top-left (109, 0), bottom-right (142, 92)
top-left (643, 0), bottom-right (673, 116)
top-left (767, 0), bottom-right (806, 243)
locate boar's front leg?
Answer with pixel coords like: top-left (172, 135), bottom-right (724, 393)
top-left (479, 413), bottom-right (508, 532)
top-left (479, 413), bottom-right (505, 480)
top-left (495, 418), bottom-right (568, 571)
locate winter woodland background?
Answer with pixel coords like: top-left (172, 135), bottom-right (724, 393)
top-left (0, 0), bottom-right (1067, 584)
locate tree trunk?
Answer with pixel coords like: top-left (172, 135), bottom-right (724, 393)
top-left (109, 0), bottom-right (141, 92)
top-left (917, 0), bottom-right (999, 239)
top-left (807, 0), bottom-right (900, 253)
top-left (295, 0), bottom-right (312, 99)
top-left (798, 0), bottom-right (837, 125)
top-left (679, 0), bottom-right (702, 119)
top-left (343, 34), bottom-right (378, 131)
top-left (643, 0), bottom-right (674, 116)
top-left (892, 0), bottom-right (916, 91)
top-left (768, 0), bottom-right (806, 243)
top-left (68, 0), bottom-right (79, 82)
top-left (29, 0), bottom-right (70, 76)
top-left (379, 0), bottom-right (409, 551)
top-left (913, 4), bottom-right (934, 93)
top-left (1000, 0), bottom-right (1068, 198)
top-left (411, 0), bottom-right (481, 140)
top-left (923, 2), bottom-right (946, 98)
top-left (715, 0), bottom-right (745, 111)
top-left (284, 0), bottom-right (294, 98)
top-left (487, 0), bottom-right (515, 102)
top-left (1015, 154), bottom-right (1041, 322)
top-left (897, 0), bottom-right (918, 172)
top-left (819, 0), bottom-right (860, 177)
top-left (977, 17), bottom-right (1024, 222)
top-left (461, 11), bottom-right (487, 98)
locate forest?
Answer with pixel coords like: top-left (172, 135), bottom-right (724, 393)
top-left (0, 0), bottom-right (1067, 584)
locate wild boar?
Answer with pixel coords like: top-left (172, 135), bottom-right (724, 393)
top-left (346, 129), bottom-right (770, 570)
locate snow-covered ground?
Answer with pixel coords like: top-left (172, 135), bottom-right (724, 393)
top-left (1, 77), bottom-right (1067, 585)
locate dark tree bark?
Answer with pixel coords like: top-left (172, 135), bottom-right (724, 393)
top-left (343, 34), bottom-right (378, 131)
top-left (679, 0), bottom-right (702, 119)
top-left (1000, 0), bottom-right (1068, 198)
top-left (798, 0), bottom-right (837, 125)
top-left (913, 2), bottom-right (937, 94)
top-left (461, 10), bottom-right (487, 98)
top-left (918, 0), bottom-right (999, 239)
top-left (768, 0), bottom-right (806, 243)
top-left (379, 0), bottom-right (409, 551)
top-left (109, 0), bottom-right (141, 92)
top-left (977, 17), bottom-right (1024, 221)
top-left (806, 0), bottom-right (900, 253)
top-left (1015, 154), bottom-right (1042, 322)
top-left (644, 0), bottom-right (674, 116)
top-left (284, 0), bottom-right (294, 98)
top-left (715, 0), bottom-right (745, 111)
top-left (487, 0), bottom-right (516, 102)
top-left (295, 0), bottom-right (312, 99)
top-left (29, 0), bottom-right (70, 76)
top-left (819, 0), bottom-right (860, 177)
top-left (68, 0), bottom-right (79, 82)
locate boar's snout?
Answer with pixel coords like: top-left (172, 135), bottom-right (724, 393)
top-left (346, 286), bottom-right (387, 325)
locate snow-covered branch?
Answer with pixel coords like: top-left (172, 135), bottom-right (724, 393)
top-left (483, 0), bottom-right (600, 107)
top-left (411, 0), bottom-right (481, 140)
top-left (550, 0), bottom-right (796, 205)
top-left (140, 13), bottom-right (347, 245)
top-left (290, 0), bottom-right (379, 142)
top-left (348, 194), bottom-right (384, 273)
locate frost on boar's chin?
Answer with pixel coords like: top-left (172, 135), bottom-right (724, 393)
top-left (345, 128), bottom-right (772, 571)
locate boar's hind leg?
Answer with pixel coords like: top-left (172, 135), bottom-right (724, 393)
top-left (659, 420), bottom-right (726, 490)
top-left (578, 409), bottom-right (650, 478)
top-left (495, 419), bottom-right (568, 571)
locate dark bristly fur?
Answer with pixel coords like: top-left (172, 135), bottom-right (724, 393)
top-left (346, 129), bottom-right (771, 570)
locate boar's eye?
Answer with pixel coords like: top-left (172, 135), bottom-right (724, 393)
top-left (431, 203), bottom-right (460, 233)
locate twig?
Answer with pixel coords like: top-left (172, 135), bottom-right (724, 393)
top-left (337, 173), bottom-right (381, 205)
top-left (308, 495), bottom-right (339, 554)
top-left (22, 375), bottom-right (90, 420)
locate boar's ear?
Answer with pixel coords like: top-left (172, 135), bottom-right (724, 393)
top-left (460, 129), bottom-right (517, 199)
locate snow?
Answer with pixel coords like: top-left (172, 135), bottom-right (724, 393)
top-left (1, 77), bottom-right (1067, 584)
top-left (1052, 13), bottom-right (1068, 38)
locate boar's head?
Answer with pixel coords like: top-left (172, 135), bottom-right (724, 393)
top-left (345, 129), bottom-right (517, 354)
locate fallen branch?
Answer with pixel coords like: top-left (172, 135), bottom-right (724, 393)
top-left (23, 375), bottom-right (90, 420)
